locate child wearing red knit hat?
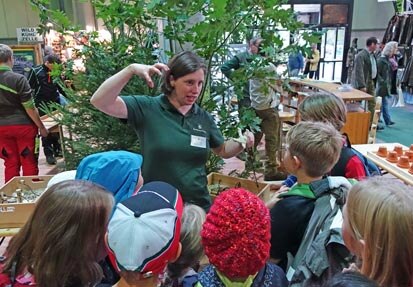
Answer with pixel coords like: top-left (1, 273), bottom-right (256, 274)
top-left (196, 188), bottom-right (288, 287)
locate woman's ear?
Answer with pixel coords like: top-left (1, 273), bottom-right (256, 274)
top-left (169, 75), bottom-right (175, 88)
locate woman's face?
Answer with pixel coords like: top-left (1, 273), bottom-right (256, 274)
top-left (392, 45), bottom-right (398, 56)
top-left (170, 68), bottom-right (204, 107)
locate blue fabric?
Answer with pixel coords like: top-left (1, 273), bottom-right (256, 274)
top-left (283, 175), bottom-right (297, 188)
top-left (75, 150), bottom-right (143, 204)
top-left (198, 264), bottom-right (288, 287)
top-left (288, 52), bottom-right (304, 70)
top-left (182, 274), bottom-right (199, 287)
top-left (380, 96), bottom-right (392, 125)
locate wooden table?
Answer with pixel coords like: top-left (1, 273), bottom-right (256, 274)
top-left (353, 143), bottom-right (413, 185)
top-left (286, 79), bottom-right (374, 144)
top-left (289, 79), bottom-right (373, 102)
top-left (40, 114), bottom-right (65, 159)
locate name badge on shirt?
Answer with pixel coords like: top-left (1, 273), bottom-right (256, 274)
top-left (191, 135), bottom-right (206, 148)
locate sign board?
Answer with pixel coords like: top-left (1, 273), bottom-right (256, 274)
top-left (16, 27), bottom-right (43, 43)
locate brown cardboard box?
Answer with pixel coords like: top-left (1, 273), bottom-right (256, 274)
top-left (0, 175), bottom-right (52, 228)
top-left (207, 172), bottom-right (271, 202)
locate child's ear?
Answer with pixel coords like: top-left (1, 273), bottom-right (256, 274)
top-left (292, 155), bottom-right (301, 169)
top-left (170, 242), bottom-right (182, 263)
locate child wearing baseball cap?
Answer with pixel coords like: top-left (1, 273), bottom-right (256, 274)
top-left (106, 181), bottom-right (184, 287)
top-left (197, 188), bottom-right (288, 287)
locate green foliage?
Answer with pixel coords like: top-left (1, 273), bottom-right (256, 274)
top-left (31, 0), bottom-right (314, 174)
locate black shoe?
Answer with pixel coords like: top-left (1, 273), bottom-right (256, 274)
top-left (264, 172), bottom-right (287, 181)
top-left (386, 121), bottom-right (395, 126)
top-left (378, 119), bottom-right (383, 123)
top-left (377, 126), bottom-right (385, 131)
top-left (46, 155), bottom-right (57, 165)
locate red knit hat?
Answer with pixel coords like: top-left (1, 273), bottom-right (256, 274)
top-left (201, 188), bottom-right (271, 279)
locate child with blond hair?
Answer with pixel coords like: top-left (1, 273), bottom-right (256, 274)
top-left (343, 177), bottom-right (413, 287)
top-left (163, 204), bottom-right (206, 287)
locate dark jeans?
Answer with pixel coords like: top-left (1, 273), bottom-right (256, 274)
top-left (308, 71), bottom-right (316, 79)
top-left (42, 132), bottom-right (61, 157)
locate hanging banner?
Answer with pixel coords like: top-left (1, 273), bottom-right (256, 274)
top-left (16, 27), bottom-right (43, 43)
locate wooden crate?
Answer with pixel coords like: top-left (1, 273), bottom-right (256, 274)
top-left (207, 172), bottom-right (271, 202)
top-left (0, 175), bottom-right (52, 228)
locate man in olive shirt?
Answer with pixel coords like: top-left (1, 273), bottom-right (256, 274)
top-left (221, 37), bottom-right (262, 115)
top-left (351, 37), bottom-right (378, 129)
top-left (0, 44), bottom-right (48, 183)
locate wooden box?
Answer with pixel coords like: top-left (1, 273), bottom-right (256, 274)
top-left (207, 172), bottom-right (271, 203)
top-left (0, 175), bottom-right (52, 228)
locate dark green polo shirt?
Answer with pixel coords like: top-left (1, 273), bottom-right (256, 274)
top-left (0, 65), bottom-right (34, 126)
top-left (122, 94), bottom-right (224, 210)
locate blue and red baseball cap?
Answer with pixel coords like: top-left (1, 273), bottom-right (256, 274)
top-left (106, 181), bottom-right (183, 278)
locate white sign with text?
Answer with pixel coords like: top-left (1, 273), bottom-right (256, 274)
top-left (16, 27), bottom-right (43, 43)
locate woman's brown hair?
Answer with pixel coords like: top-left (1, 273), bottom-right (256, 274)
top-left (2, 180), bottom-right (114, 287)
top-left (346, 177), bottom-right (413, 287)
top-left (161, 51), bottom-right (206, 95)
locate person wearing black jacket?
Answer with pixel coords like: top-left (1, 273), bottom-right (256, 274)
top-left (27, 54), bottom-right (64, 165)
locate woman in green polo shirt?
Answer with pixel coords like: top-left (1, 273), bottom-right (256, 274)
top-left (91, 51), bottom-right (253, 211)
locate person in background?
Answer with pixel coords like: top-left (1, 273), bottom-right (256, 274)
top-left (346, 38), bottom-right (358, 84)
top-left (221, 37), bottom-right (262, 116)
top-left (376, 41), bottom-right (398, 128)
top-left (106, 181), bottom-right (184, 287)
top-left (162, 204), bottom-right (206, 287)
top-left (0, 44), bottom-right (48, 183)
top-left (0, 180), bottom-right (114, 287)
top-left (288, 51), bottom-right (304, 77)
top-left (27, 54), bottom-right (65, 165)
top-left (249, 45), bottom-right (286, 181)
top-left (197, 188), bottom-right (288, 287)
top-left (90, 51), bottom-right (253, 211)
top-left (342, 177), bottom-right (413, 287)
top-left (351, 37), bottom-right (378, 128)
top-left (305, 43), bottom-right (320, 79)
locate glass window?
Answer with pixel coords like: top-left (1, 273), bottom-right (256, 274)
top-left (293, 4), bottom-right (321, 25)
top-left (334, 62), bottom-right (343, 82)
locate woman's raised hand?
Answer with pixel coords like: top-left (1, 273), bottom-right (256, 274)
top-left (129, 63), bottom-right (169, 88)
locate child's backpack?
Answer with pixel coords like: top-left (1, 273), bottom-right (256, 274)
top-left (286, 177), bottom-right (355, 287)
top-left (331, 134), bottom-right (381, 177)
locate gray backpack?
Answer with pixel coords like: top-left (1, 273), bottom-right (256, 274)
top-left (286, 177), bottom-right (355, 287)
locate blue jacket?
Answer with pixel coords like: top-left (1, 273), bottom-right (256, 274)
top-left (288, 52), bottom-right (304, 70)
